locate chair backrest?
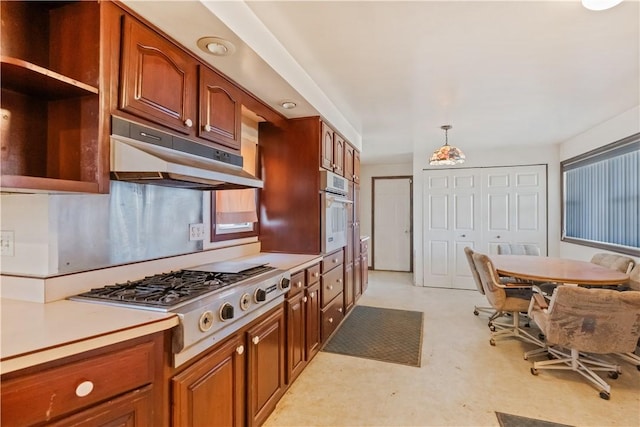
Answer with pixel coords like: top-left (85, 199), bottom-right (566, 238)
top-left (497, 243), bottom-right (540, 256)
top-left (472, 252), bottom-right (506, 309)
top-left (628, 263), bottom-right (640, 291)
top-left (464, 247), bottom-right (485, 295)
top-left (590, 253), bottom-right (635, 274)
top-left (539, 286), bottom-right (640, 354)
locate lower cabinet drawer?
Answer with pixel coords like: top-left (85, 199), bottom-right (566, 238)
top-left (1, 341), bottom-right (156, 426)
top-left (288, 270), bottom-right (305, 298)
top-left (321, 265), bottom-right (343, 307)
top-left (321, 293), bottom-right (344, 342)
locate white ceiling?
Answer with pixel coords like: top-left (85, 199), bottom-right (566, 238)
top-left (122, 1), bottom-right (639, 164)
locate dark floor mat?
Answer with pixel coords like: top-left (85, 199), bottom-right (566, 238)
top-left (496, 412), bottom-right (574, 427)
top-left (322, 305), bottom-right (423, 367)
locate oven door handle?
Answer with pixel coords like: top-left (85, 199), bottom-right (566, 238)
top-left (327, 195), bottom-right (353, 205)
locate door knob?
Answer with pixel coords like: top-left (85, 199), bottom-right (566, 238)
top-left (460, 234), bottom-right (466, 238)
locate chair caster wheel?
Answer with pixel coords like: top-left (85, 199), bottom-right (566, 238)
top-left (599, 391), bottom-right (610, 400)
top-left (489, 338), bottom-right (496, 346)
top-left (530, 367), bottom-right (538, 376)
top-left (474, 310), bottom-right (479, 315)
top-left (608, 371), bottom-right (619, 380)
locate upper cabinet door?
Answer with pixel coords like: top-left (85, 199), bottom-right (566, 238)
top-left (198, 66), bottom-right (241, 150)
top-left (120, 16), bottom-right (196, 135)
top-left (333, 133), bottom-right (345, 177)
top-left (353, 150), bottom-right (361, 184)
top-left (344, 143), bottom-right (355, 182)
top-left (320, 121), bottom-right (334, 171)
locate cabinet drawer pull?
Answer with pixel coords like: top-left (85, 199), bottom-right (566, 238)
top-left (338, 307), bottom-right (343, 313)
top-left (303, 296), bottom-right (308, 303)
top-left (328, 317), bottom-right (333, 323)
top-left (184, 118), bottom-right (193, 127)
top-left (338, 279), bottom-right (343, 284)
top-left (236, 345), bottom-right (245, 355)
top-left (252, 336), bottom-right (260, 345)
top-left (203, 124), bottom-right (212, 132)
top-left (297, 281), bottom-right (303, 288)
top-left (310, 291), bottom-right (316, 298)
top-left (75, 380), bottom-right (94, 397)
top-left (333, 258), bottom-right (338, 263)
top-left (314, 272), bottom-right (319, 277)
top-left (327, 285), bottom-right (333, 291)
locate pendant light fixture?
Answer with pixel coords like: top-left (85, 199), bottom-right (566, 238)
top-left (429, 125), bottom-right (466, 165)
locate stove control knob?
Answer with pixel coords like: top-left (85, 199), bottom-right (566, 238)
top-left (219, 303), bottom-right (234, 321)
top-left (199, 311), bottom-right (214, 332)
top-left (254, 288), bottom-right (267, 303)
top-left (240, 293), bottom-right (251, 311)
top-left (279, 277), bottom-right (291, 290)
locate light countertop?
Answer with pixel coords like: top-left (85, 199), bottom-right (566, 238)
top-left (0, 251), bottom-right (322, 375)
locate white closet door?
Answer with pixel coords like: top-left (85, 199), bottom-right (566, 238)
top-left (483, 166), bottom-right (547, 255)
top-left (423, 169), bottom-right (481, 289)
top-left (422, 165), bottom-right (547, 289)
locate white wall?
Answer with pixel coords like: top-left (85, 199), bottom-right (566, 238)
top-left (558, 105), bottom-right (640, 264)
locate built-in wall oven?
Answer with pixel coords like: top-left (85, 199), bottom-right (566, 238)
top-left (320, 170), bottom-right (351, 254)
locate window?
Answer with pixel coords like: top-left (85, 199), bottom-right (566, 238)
top-left (211, 188), bottom-right (258, 241)
top-left (561, 132), bottom-right (639, 256)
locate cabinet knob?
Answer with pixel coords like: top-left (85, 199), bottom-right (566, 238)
top-left (310, 291), bottom-right (316, 298)
top-left (303, 296), bottom-right (308, 303)
top-left (313, 272), bottom-right (319, 278)
top-left (496, 235), bottom-right (501, 239)
top-left (338, 279), bottom-right (343, 284)
top-left (75, 380), bottom-right (94, 397)
top-left (297, 281), bottom-right (303, 288)
top-left (328, 317), bottom-right (334, 323)
top-left (236, 345), bottom-right (244, 355)
top-left (184, 118), bottom-right (193, 127)
top-left (338, 307), bottom-right (343, 313)
top-left (460, 234), bottom-right (466, 238)
top-left (332, 163), bottom-right (336, 168)
top-left (327, 285), bottom-right (333, 291)
top-left (252, 336), bottom-right (260, 345)
top-left (203, 124), bottom-right (212, 132)
top-left (333, 258), bottom-right (338, 263)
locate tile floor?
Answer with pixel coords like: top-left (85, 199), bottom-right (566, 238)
top-left (264, 271), bottom-right (640, 427)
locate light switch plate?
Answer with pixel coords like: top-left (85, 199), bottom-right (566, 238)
top-left (189, 223), bottom-right (206, 241)
top-left (1, 230), bottom-right (15, 256)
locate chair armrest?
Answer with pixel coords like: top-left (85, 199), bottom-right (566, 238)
top-left (532, 293), bottom-right (548, 309)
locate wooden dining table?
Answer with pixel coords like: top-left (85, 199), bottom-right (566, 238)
top-left (491, 255), bottom-right (630, 286)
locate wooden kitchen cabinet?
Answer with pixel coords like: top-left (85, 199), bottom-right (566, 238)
top-left (172, 334), bottom-right (245, 427)
top-left (198, 66), bottom-right (242, 150)
top-left (353, 149), bottom-right (361, 184)
top-left (285, 264), bottom-right (321, 385)
top-left (120, 14), bottom-right (197, 136)
top-left (320, 120), bottom-right (345, 176)
top-left (0, 0), bottom-right (111, 193)
top-left (333, 132), bottom-right (345, 177)
top-left (1, 333), bottom-right (165, 426)
top-left (247, 306), bottom-right (286, 427)
top-left (345, 143), bottom-right (355, 182)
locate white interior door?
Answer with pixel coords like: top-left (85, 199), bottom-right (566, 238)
top-left (373, 177), bottom-right (412, 271)
top-left (483, 166), bottom-right (547, 255)
top-left (423, 170), bottom-right (481, 289)
top-left (422, 165), bottom-right (547, 289)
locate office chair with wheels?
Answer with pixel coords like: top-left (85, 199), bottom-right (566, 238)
top-left (526, 285), bottom-right (640, 400)
top-left (472, 252), bottom-right (543, 347)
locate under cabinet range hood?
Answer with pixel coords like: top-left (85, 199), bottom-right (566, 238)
top-left (110, 117), bottom-right (263, 190)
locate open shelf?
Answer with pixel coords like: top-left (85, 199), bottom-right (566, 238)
top-left (0, 175), bottom-right (100, 194)
top-left (1, 56), bottom-right (99, 100)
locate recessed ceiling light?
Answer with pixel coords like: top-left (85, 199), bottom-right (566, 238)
top-left (280, 101), bottom-right (297, 109)
top-left (581, 0), bottom-right (624, 10)
top-left (197, 37), bottom-right (236, 56)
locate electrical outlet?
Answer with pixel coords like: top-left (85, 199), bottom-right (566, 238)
top-left (189, 223), bottom-right (206, 241)
top-left (1, 230), bottom-right (15, 256)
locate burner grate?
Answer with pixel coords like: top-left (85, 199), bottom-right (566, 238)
top-left (71, 266), bottom-right (277, 308)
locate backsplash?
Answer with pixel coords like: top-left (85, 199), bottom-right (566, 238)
top-left (1, 181), bottom-right (204, 276)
